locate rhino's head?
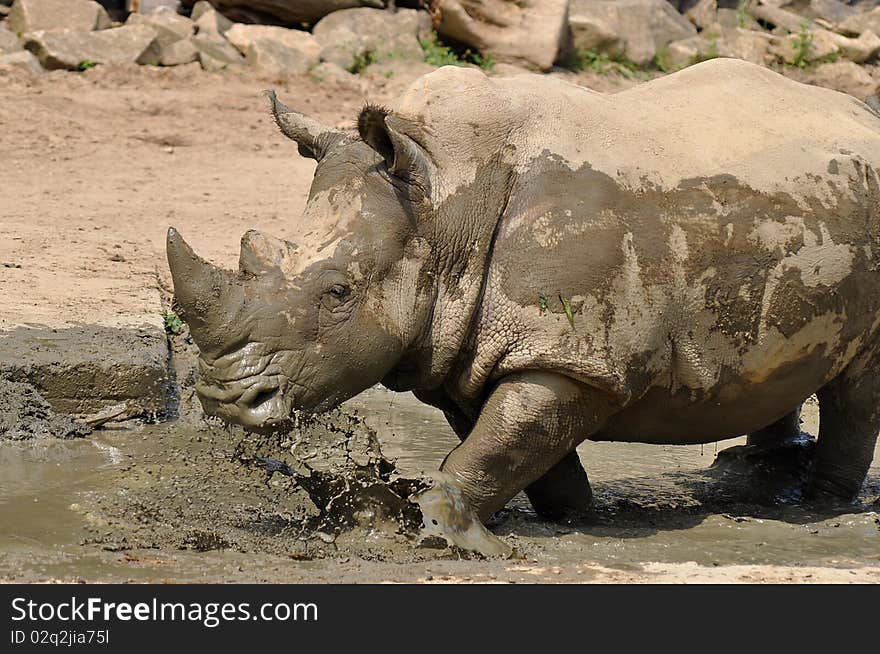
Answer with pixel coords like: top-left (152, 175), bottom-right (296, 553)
top-left (167, 91), bottom-right (440, 430)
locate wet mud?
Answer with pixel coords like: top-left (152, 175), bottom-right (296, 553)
top-left (1, 386), bottom-right (878, 582)
top-left (0, 378), bottom-right (90, 441)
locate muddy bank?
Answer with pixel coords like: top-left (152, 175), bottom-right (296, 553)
top-left (0, 378), bottom-right (90, 441)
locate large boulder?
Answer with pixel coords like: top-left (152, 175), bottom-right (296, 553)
top-left (192, 1), bottom-right (233, 36)
top-left (659, 27), bottom-right (775, 70)
top-left (225, 23), bottom-right (321, 65)
top-left (244, 37), bottom-right (316, 76)
top-left (7, 0), bottom-right (111, 34)
top-left (23, 24), bottom-right (158, 69)
top-left (807, 60), bottom-right (876, 99)
top-left (837, 7), bottom-right (880, 37)
top-left (0, 49), bottom-right (42, 72)
top-left (192, 32), bottom-right (243, 70)
top-left (179, 0), bottom-right (384, 27)
top-left (0, 26), bottom-right (22, 54)
top-left (436, 0), bottom-right (569, 71)
top-left (127, 6), bottom-right (195, 64)
top-left (312, 7), bottom-right (429, 71)
top-left (569, 0), bottom-right (697, 66)
top-left (808, 0), bottom-right (858, 25)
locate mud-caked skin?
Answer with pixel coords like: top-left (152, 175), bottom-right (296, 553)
top-left (167, 59), bottom-right (880, 521)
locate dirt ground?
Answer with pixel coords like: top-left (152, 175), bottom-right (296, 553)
top-left (1, 62), bottom-right (879, 583)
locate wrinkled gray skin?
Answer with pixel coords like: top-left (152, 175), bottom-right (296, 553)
top-left (168, 59), bottom-right (880, 522)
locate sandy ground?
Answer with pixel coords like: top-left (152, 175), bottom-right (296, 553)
top-left (1, 62), bottom-right (878, 583)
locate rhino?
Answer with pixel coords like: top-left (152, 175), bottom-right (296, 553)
top-left (167, 59), bottom-right (880, 522)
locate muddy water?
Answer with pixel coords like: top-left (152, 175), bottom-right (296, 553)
top-left (1, 387), bottom-right (878, 582)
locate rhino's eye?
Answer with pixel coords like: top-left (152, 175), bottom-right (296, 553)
top-left (328, 284), bottom-right (349, 299)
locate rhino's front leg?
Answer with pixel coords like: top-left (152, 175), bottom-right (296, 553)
top-left (440, 371), bottom-right (614, 521)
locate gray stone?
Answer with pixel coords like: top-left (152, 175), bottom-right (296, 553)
top-left (684, 0), bottom-right (718, 30)
top-left (569, 0), bottom-right (697, 66)
top-left (225, 23), bottom-right (320, 63)
top-left (809, 0), bottom-right (858, 25)
top-left (0, 49), bottom-right (41, 72)
top-left (308, 60), bottom-right (362, 89)
top-left (128, 6), bottom-right (195, 64)
top-left (7, 0), bottom-right (110, 34)
top-left (181, 0), bottom-right (384, 27)
top-left (436, 0), bottom-right (569, 72)
top-left (0, 26), bottom-right (22, 53)
top-left (23, 24), bottom-right (158, 70)
top-left (808, 60), bottom-right (876, 99)
top-left (245, 37), bottom-right (315, 76)
top-left (838, 7), bottom-right (880, 37)
top-left (131, 0), bottom-right (182, 12)
top-left (827, 28), bottom-right (880, 62)
top-left (158, 36), bottom-right (198, 65)
top-left (313, 7), bottom-right (429, 71)
top-left (193, 33), bottom-right (242, 70)
top-left (193, 2), bottom-right (232, 37)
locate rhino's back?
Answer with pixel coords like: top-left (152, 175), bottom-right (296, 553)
top-left (453, 60), bottom-right (880, 443)
top-left (502, 57), bottom-right (880, 193)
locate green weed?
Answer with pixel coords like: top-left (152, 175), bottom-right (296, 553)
top-left (162, 309), bottom-right (183, 335)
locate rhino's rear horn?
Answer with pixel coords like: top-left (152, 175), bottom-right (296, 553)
top-left (266, 89), bottom-right (344, 161)
top-left (239, 230), bottom-right (297, 276)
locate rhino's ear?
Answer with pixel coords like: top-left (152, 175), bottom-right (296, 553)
top-left (358, 105), bottom-right (434, 195)
top-left (266, 89), bottom-right (343, 161)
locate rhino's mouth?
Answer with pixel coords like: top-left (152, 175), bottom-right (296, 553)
top-left (194, 346), bottom-right (298, 431)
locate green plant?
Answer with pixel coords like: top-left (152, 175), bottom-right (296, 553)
top-left (563, 47), bottom-right (638, 76)
top-left (538, 292), bottom-right (549, 314)
top-left (420, 32), bottom-right (494, 70)
top-left (78, 60), bottom-right (97, 71)
top-left (348, 49), bottom-right (377, 74)
top-left (558, 294), bottom-right (575, 329)
top-left (736, 0), bottom-right (749, 28)
top-left (791, 23), bottom-right (813, 68)
top-left (162, 309), bottom-right (183, 335)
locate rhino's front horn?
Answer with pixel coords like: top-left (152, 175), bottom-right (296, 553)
top-left (266, 89), bottom-right (343, 161)
top-left (166, 227), bottom-right (241, 341)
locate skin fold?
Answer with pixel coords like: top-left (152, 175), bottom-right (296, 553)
top-left (168, 59), bottom-right (880, 521)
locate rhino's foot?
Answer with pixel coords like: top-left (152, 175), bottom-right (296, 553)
top-left (746, 408), bottom-right (802, 448)
top-left (806, 346), bottom-right (880, 504)
top-left (713, 435), bottom-right (815, 480)
top-left (524, 451), bottom-right (594, 522)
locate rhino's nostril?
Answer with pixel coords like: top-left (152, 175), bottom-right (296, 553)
top-left (249, 387), bottom-right (279, 410)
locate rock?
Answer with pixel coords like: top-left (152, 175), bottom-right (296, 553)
top-left (127, 6), bottom-right (195, 64)
top-left (131, 0), bottom-right (182, 12)
top-left (749, 1), bottom-right (812, 32)
top-left (569, 0), bottom-right (697, 66)
top-left (157, 35), bottom-right (198, 65)
top-left (685, 0), bottom-right (718, 30)
top-left (180, 0), bottom-right (385, 27)
top-left (716, 7), bottom-right (762, 30)
top-left (192, 33), bottom-right (242, 70)
top-left (225, 23), bottom-right (321, 65)
top-left (308, 60), bottom-right (362, 89)
top-left (23, 24), bottom-right (158, 70)
top-left (827, 28), bottom-right (880, 62)
top-left (837, 7), bottom-right (880, 37)
top-left (808, 60), bottom-right (876, 99)
top-left (437, 0), bottom-right (568, 71)
top-left (313, 7), bottom-right (429, 72)
top-left (7, 0), bottom-right (111, 34)
top-left (0, 26), bottom-right (22, 54)
top-left (192, 1), bottom-right (233, 36)
top-left (245, 37), bottom-right (315, 76)
top-left (770, 27), bottom-right (840, 64)
top-left (809, 0), bottom-right (858, 25)
top-left (712, 26), bottom-right (776, 64)
top-left (656, 35), bottom-right (707, 70)
top-left (0, 48), bottom-right (41, 72)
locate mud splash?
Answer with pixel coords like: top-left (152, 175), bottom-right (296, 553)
top-left (0, 378), bottom-right (90, 441)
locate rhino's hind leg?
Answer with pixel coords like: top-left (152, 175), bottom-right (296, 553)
top-left (747, 407), bottom-right (802, 447)
top-left (807, 351), bottom-right (880, 501)
top-left (524, 451), bottom-right (593, 520)
top-left (439, 371), bottom-right (612, 521)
